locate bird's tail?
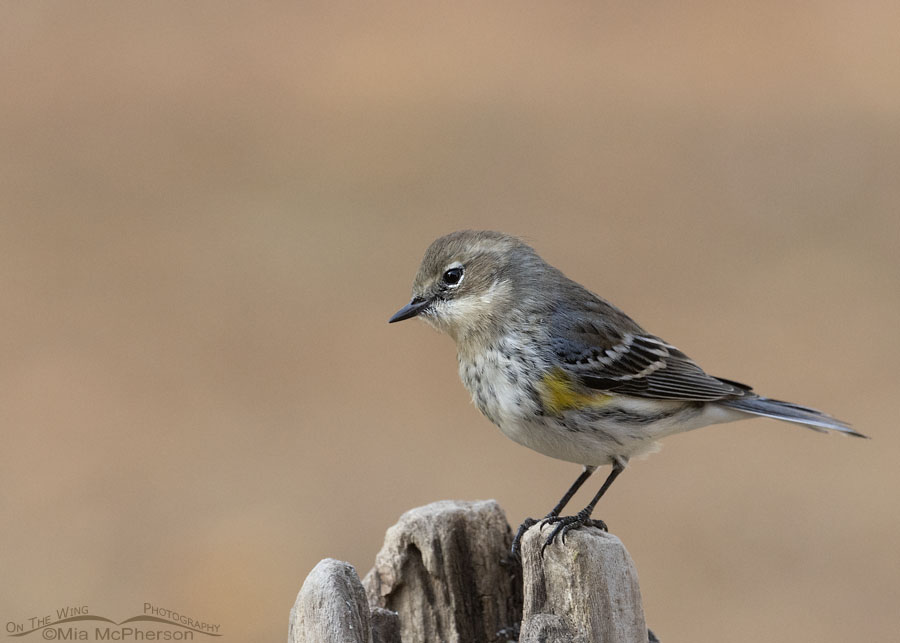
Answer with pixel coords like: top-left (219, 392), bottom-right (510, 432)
top-left (719, 395), bottom-right (868, 438)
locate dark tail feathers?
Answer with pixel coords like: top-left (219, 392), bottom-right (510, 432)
top-left (720, 396), bottom-right (868, 438)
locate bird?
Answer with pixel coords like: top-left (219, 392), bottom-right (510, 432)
top-left (388, 230), bottom-right (866, 556)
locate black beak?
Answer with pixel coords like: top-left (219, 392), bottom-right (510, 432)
top-left (389, 297), bottom-right (432, 323)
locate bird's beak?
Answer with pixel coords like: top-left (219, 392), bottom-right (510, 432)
top-left (389, 296), bottom-right (432, 323)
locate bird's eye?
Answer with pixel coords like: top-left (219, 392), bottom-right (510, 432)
top-left (442, 267), bottom-right (464, 286)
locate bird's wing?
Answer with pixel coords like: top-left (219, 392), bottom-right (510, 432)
top-left (548, 312), bottom-right (751, 401)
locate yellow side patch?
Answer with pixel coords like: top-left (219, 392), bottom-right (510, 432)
top-left (539, 368), bottom-right (612, 415)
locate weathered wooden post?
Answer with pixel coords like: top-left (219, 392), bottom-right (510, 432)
top-left (288, 500), bottom-right (655, 642)
top-left (289, 558), bottom-right (373, 643)
top-left (518, 525), bottom-right (648, 642)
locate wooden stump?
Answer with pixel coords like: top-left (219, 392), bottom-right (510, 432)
top-left (363, 500), bottom-right (522, 642)
top-left (288, 558), bottom-right (373, 643)
top-left (519, 524), bottom-right (647, 643)
top-left (288, 500), bottom-right (654, 642)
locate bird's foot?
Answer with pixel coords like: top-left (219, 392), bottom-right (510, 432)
top-left (540, 512), bottom-right (607, 556)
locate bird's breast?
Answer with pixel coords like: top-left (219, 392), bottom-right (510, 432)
top-left (457, 338), bottom-right (546, 429)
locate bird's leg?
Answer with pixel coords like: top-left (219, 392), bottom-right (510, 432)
top-left (544, 465), bottom-right (598, 520)
top-left (511, 465), bottom-right (596, 557)
top-left (541, 459), bottom-right (626, 556)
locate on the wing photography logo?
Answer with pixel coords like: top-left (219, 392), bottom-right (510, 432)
top-left (6, 603), bottom-right (221, 640)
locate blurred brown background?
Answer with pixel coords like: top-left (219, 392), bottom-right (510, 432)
top-left (2, 3), bottom-right (898, 642)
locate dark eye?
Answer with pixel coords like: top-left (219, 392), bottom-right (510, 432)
top-left (442, 267), bottom-right (464, 286)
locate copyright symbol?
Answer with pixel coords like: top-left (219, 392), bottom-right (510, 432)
top-left (42, 627), bottom-right (56, 640)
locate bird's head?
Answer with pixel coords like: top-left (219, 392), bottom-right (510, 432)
top-left (389, 230), bottom-right (548, 343)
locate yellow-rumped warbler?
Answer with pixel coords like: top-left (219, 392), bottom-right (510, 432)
top-left (389, 230), bottom-right (866, 555)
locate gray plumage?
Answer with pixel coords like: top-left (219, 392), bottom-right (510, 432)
top-left (390, 230), bottom-right (866, 552)
top-left (395, 230), bottom-right (861, 440)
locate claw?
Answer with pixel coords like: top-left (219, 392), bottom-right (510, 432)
top-left (511, 517), bottom-right (539, 557)
top-left (539, 513), bottom-right (609, 556)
